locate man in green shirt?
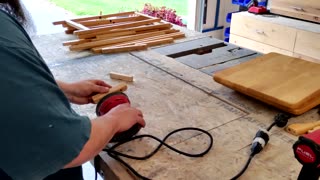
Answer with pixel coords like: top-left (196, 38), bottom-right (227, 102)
top-left (0, 0), bottom-right (146, 179)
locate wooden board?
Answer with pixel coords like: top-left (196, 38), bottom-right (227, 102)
top-left (270, 0), bottom-right (320, 23)
top-left (213, 52), bottom-right (320, 115)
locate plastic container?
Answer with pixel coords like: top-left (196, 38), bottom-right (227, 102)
top-left (224, 27), bottom-right (230, 38)
top-left (232, 0), bottom-right (251, 6)
top-left (232, 0), bottom-right (266, 7)
top-left (226, 12), bottom-right (233, 23)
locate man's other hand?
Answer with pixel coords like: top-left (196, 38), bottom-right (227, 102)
top-left (57, 79), bottom-right (111, 104)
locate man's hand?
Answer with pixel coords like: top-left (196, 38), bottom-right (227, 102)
top-left (64, 103), bottom-right (145, 168)
top-left (57, 80), bottom-right (111, 104)
top-left (105, 103), bottom-right (145, 133)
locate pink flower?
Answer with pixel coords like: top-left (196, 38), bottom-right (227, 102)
top-left (140, 3), bottom-right (186, 26)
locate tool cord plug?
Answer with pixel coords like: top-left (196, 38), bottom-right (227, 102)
top-left (251, 129), bottom-right (270, 156)
top-left (274, 113), bottom-right (291, 128)
top-left (267, 112), bottom-right (291, 131)
top-left (231, 113), bottom-right (291, 180)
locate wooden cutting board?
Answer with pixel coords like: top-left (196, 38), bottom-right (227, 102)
top-left (213, 52), bottom-right (320, 115)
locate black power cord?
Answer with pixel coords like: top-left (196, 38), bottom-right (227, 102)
top-left (230, 113), bottom-right (291, 180)
top-left (96, 127), bottom-right (213, 180)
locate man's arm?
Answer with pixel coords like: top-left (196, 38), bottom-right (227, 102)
top-left (64, 103), bottom-right (145, 168)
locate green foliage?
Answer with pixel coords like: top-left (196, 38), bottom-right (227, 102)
top-left (49, 0), bottom-right (188, 16)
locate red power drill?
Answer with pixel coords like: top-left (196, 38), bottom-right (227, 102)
top-left (95, 92), bottom-right (141, 142)
top-left (293, 129), bottom-right (320, 180)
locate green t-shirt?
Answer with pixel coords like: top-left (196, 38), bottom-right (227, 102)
top-left (0, 10), bottom-right (91, 180)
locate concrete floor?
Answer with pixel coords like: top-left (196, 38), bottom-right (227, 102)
top-left (20, 0), bottom-right (102, 179)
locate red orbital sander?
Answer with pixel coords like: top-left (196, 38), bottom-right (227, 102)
top-left (95, 91), bottom-right (141, 143)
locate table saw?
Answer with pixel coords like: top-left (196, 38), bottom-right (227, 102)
top-left (31, 26), bottom-right (319, 180)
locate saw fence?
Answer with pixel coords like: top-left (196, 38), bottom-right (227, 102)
top-left (53, 11), bottom-right (185, 54)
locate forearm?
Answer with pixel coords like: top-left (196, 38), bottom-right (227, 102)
top-left (64, 116), bottom-right (119, 168)
top-left (56, 80), bottom-right (72, 95)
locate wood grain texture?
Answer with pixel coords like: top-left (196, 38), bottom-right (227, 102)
top-left (270, 0), bottom-right (320, 23)
top-left (230, 13), bottom-right (296, 51)
top-left (229, 34), bottom-right (293, 56)
top-left (70, 31), bottom-right (165, 51)
top-left (65, 20), bottom-right (90, 30)
top-left (52, 11), bottom-right (135, 25)
top-left (102, 43), bottom-right (147, 54)
top-left (62, 39), bottom-right (91, 46)
top-left (91, 32), bottom-right (184, 53)
top-left (213, 52), bottom-right (320, 115)
top-left (77, 23), bottom-right (172, 39)
top-left (76, 16), bottom-right (144, 27)
top-left (95, 31), bottom-right (137, 40)
top-left (109, 72), bottom-right (134, 82)
top-left (92, 83), bottom-right (128, 104)
top-left (294, 30), bottom-right (320, 61)
top-left (74, 19), bottom-right (161, 35)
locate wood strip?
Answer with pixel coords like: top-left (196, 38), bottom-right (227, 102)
top-left (66, 26), bottom-right (76, 30)
top-left (77, 23), bottom-right (172, 39)
top-left (109, 72), bottom-right (134, 82)
top-left (76, 16), bottom-right (145, 26)
top-left (65, 20), bottom-right (90, 30)
top-left (135, 29), bottom-right (160, 34)
top-left (74, 19), bottom-right (161, 35)
top-left (163, 29), bottom-right (180, 34)
top-left (77, 29), bottom-right (129, 39)
top-left (62, 16), bottom-right (147, 28)
top-left (63, 39), bottom-right (91, 46)
top-left (53, 11), bottom-right (135, 25)
top-left (85, 21), bottom-right (137, 29)
top-left (95, 29), bottom-right (175, 41)
top-left (91, 32), bottom-right (183, 52)
top-left (93, 38), bottom-right (174, 53)
top-left (91, 32), bottom-right (184, 53)
top-left (101, 43), bottom-right (148, 54)
top-left (134, 12), bottom-right (158, 20)
top-left (140, 38), bottom-right (174, 46)
top-left (126, 23), bottom-right (172, 32)
top-left (65, 29), bottom-right (75, 34)
top-left (92, 83), bottom-right (128, 104)
top-left (70, 31), bottom-right (165, 51)
top-left (95, 31), bottom-right (137, 40)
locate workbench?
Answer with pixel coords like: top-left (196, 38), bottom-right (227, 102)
top-left (31, 25), bottom-right (319, 180)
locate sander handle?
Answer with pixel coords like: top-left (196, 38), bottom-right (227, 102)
top-left (92, 83), bottom-right (128, 104)
top-left (298, 165), bottom-right (320, 180)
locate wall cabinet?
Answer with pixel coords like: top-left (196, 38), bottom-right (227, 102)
top-left (230, 12), bottom-right (320, 63)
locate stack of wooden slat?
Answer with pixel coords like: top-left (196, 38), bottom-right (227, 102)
top-left (53, 11), bottom-right (185, 54)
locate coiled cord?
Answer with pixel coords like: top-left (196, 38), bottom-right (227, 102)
top-left (96, 127), bottom-right (213, 180)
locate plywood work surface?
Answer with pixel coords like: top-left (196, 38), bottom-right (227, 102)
top-left (48, 53), bottom-right (302, 180)
top-left (214, 52), bottom-right (320, 115)
top-left (32, 33), bottom-right (318, 180)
